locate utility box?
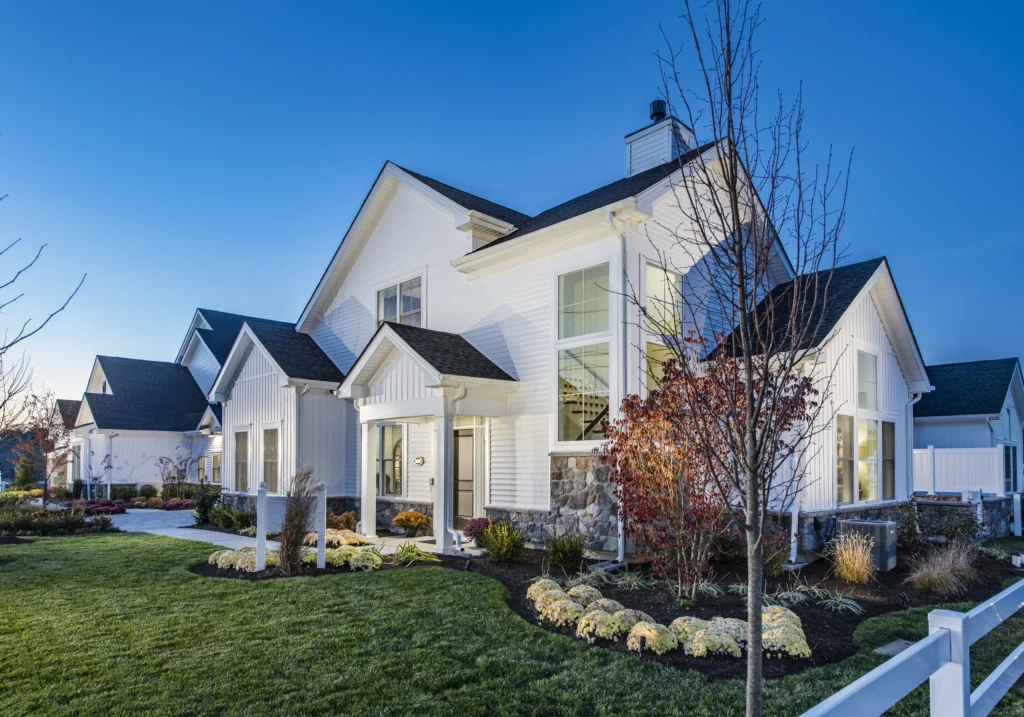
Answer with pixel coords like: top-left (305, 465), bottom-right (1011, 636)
top-left (837, 519), bottom-right (898, 571)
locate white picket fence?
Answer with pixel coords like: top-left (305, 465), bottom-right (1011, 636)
top-left (801, 577), bottom-right (1024, 716)
top-left (914, 446), bottom-right (1005, 495)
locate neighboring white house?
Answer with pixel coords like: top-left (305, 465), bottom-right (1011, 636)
top-left (912, 358), bottom-right (1024, 496)
top-left (205, 102), bottom-right (932, 555)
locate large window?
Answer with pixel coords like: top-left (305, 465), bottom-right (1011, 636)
top-left (263, 428), bottom-right (279, 493)
top-left (858, 418), bottom-right (878, 501)
top-left (235, 431), bottom-right (249, 493)
top-left (858, 351), bottom-right (878, 411)
top-left (557, 263), bottom-right (611, 442)
top-left (838, 415), bottom-right (897, 504)
top-left (837, 415), bottom-right (854, 504)
top-left (1005, 445), bottom-right (1019, 494)
top-left (377, 277), bottom-right (422, 327)
top-left (644, 342), bottom-right (672, 392)
top-left (212, 454), bottom-right (221, 485)
top-left (197, 455), bottom-right (206, 483)
top-left (377, 424), bottom-right (403, 496)
top-left (645, 264), bottom-right (683, 338)
top-left (882, 421), bottom-right (895, 500)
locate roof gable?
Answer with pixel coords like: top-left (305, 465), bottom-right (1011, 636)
top-left (82, 357), bottom-right (209, 432)
top-left (915, 358), bottom-right (1022, 418)
top-left (55, 399), bottom-right (81, 430)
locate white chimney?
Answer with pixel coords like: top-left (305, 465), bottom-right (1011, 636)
top-left (625, 100), bottom-right (695, 177)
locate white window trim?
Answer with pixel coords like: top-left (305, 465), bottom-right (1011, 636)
top-left (374, 268), bottom-right (427, 328)
top-left (551, 254), bottom-right (620, 452)
top-left (841, 342), bottom-right (899, 506)
top-left (233, 426), bottom-right (252, 494)
top-left (261, 421), bottom-right (282, 495)
top-left (375, 422), bottom-right (407, 501)
top-left (640, 261), bottom-right (685, 397)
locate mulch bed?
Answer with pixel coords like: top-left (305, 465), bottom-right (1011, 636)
top-left (186, 544), bottom-right (1021, 680)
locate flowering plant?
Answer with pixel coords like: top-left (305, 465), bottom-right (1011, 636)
top-left (626, 622), bottom-right (678, 654)
top-left (393, 511), bottom-right (428, 537)
top-left (576, 609), bottom-right (628, 643)
top-left (462, 517), bottom-right (491, 541)
top-left (539, 599), bottom-right (586, 627)
top-left (566, 585), bottom-right (602, 606)
top-left (526, 579), bottom-right (561, 602)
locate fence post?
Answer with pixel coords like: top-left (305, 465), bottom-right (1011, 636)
top-left (928, 609), bottom-right (969, 717)
top-left (929, 445), bottom-right (937, 495)
top-left (1014, 493), bottom-right (1022, 537)
top-left (256, 481), bottom-right (267, 571)
top-left (317, 481), bottom-right (327, 570)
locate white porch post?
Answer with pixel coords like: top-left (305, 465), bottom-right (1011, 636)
top-left (928, 444), bottom-right (937, 495)
top-left (256, 481), bottom-right (267, 571)
top-left (316, 481), bottom-right (327, 569)
top-left (360, 419), bottom-right (377, 538)
top-left (433, 412), bottom-right (454, 553)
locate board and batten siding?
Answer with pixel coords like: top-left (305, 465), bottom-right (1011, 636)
top-left (296, 391), bottom-right (348, 496)
top-left (222, 347), bottom-right (297, 495)
top-left (185, 340), bottom-right (221, 397)
top-left (799, 287), bottom-right (914, 512)
top-left (200, 434), bottom-right (223, 482)
top-left (86, 432), bottom-right (190, 486)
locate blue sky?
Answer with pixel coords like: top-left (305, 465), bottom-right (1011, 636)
top-left (1, 1), bottom-right (1022, 400)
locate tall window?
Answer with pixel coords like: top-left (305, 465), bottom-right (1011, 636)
top-left (837, 415), bottom-right (854, 504)
top-left (377, 277), bottom-right (422, 327)
top-left (644, 342), bottom-right (672, 392)
top-left (557, 262), bottom-right (610, 442)
top-left (882, 421), bottom-right (896, 500)
top-left (858, 351), bottom-right (878, 410)
top-left (263, 428), bottom-right (279, 493)
top-left (377, 424), bottom-right (402, 496)
top-left (858, 418), bottom-right (879, 501)
top-left (645, 264), bottom-right (683, 338)
top-left (235, 431), bottom-right (248, 493)
top-left (212, 455), bottom-right (221, 484)
top-left (197, 455), bottom-right (206, 483)
top-left (1004, 445), bottom-right (1018, 493)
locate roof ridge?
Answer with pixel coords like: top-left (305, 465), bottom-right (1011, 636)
top-left (396, 165), bottom-right (532, 226)
top-left (926, 357), bottom-right (1020, 369)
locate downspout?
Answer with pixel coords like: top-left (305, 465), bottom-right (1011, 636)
top-left (906, 392), bottom-right (923, 498)
top-left (295, 383), bottom-right (311, 485)
top-left (448, 381), bottom-right (468, 550)
top-left (611, 211), bottom-right (628, 564)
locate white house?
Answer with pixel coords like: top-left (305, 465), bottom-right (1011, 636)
top-left (912, 358), bottom-right (1024, 496)
top-left (210, 101), bottom-right (932, 555)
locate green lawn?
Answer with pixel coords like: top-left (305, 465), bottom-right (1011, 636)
top-left (1, 535), bottom-right (1023, 716)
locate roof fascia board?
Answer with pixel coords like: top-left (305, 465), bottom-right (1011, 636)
top-left (209, 324), bottom-right (288, 401)
top-left (338, 325), bottom-right (443, 398)
top-left (174, 309), bottom-right (210, 364)
top-left (914, 414), bottom-right (1001, 423)
top-left (1007, 362), bottom-right (1024, 422)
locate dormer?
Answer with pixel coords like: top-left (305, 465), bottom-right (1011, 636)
top-left (625, 100), bottom-right (696, 177)
top-left (85, 358), bottom-right (111, 395)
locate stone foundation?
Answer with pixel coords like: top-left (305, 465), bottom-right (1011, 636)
top-left (916, 495), bottom-right (1013, 540)
top-left (487, 453), bottom-right (620, 555)
top-left (376, 500), bottom-right (432, 533)
top-left (791, 502), bottom-right (911, 560)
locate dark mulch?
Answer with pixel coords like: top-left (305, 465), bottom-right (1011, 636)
top-left (437, 549), bottom-right (1021, 680)
top-left (0, 536), bottom-right (33, 545)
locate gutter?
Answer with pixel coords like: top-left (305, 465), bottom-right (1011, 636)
top-left (907, 392), bottom-right (924, 496)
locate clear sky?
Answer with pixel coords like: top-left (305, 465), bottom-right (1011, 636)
top-left (1, 0), bottom-right (1021, 400)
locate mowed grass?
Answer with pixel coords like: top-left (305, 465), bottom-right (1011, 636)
top-left (2, 535), bottom-right (1024, 716)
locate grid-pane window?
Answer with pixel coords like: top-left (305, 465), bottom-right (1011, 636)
top-left (558, 343), bottom-right (610, 441)
top-left (837, 415), bottom-right (854, 504)
top-left (400, 278), bottom-right (421, 326)
top-left (1005, 445), bottom-right (1014, 493)
top-left (645, 342), bottom-right (673, 392)
top-left (197, 456), bottom-right (206, 483)
top-left (858, 419), bottom-right (879, 501)
top-left (377, 285), bottom-right (397, 324)
top-left (858, 351), bottom-right (878, 411)
top-left (263, 428), bottom-right (279, 493)
top-left (235, 431), bottom-right (248, 493)
top-left (645, 264), bottom-right (683, 338)
top-left (212, 455), bottom-right (221, 484)
top-left (882, 421), bottom-right (896, 500)
top-left (377, 424), bottom-right (402, 496)
top-left (377, 278), bottom-right (423, 326)
top-left (558, 263), bottom-right (609, 339)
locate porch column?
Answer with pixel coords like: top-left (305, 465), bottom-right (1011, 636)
top-left (360, 419), bottom-right (377, 538)
top-left (433, 412), bottom-right (454, 553)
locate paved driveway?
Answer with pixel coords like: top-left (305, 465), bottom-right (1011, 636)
top-left (110, 509), bottom-right (271, 550)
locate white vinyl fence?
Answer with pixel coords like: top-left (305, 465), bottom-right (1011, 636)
top-left (800, 577), bottom-right (1024, 717)
top-left (914, 446), bottom-right (1005, 495)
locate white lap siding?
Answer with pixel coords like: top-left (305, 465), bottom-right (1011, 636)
top-left (184, 339), bottom-right (221, 397)
top-left (222, 347), bottom-right (297, 495)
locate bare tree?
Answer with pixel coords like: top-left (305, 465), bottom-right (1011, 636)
top-left (622, 2), bottom-right (851, 713)
top-left (17, 390), bottom-right (73, 507)
top-left (156, 436), bottom-right (205, 500)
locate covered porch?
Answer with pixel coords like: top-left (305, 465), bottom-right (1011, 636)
top-left (337, 321), bottom-right (517, 553)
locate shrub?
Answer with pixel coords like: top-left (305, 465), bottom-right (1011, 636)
top-left (762, 623), bottom-right (811, 658)
top-left (566, 585), bottom-right (602, 606)
top-left (893, 500), bottom-right (924, 554)
top-left (463, 517), bottom-right (491, 541)
top-left (626, 622), bottom-right (678, 655)
top-left (326, 511), bottom-right (357, 531)
top-left (51, 486), bottom-right (72, 501)
top-left (389, 541), bottom-right (441, 567)
top-left (535, 590), bottom-right (570, 612)
top-left (712, 530), bottom-right (747, 562)
top-left (763, 605), bottom-right (802, 628)
top-left (303, 528), bottom-right (367, 547)
top-left (349, 548), bottom-right (383, 571)
top-left (539, 598), bottom-right (586, 627)
top-left (192, 483), bottom-right (219, 524)
top-left (668, 616), bottom-right (708, 640)
top-left (147, 497), bottom-right (164, 508)
top-left (589, 598), bottom-right (625, 613)
top-left (613, 609), bottom-right (654, 629)
top-left (480, 522), bottom-right (524, 563)
top-left (279, 468), bottom-right (317, 576)
top-left (139, 484), bottom-right (158, 499)
top-left (89, 515), bottom-right (114, 532)
top-left (829, 532), bottom-right (876, 584)
top-left (545, 533), bottom-right (586, 572)
top-left (325, 545), bottom-right (359, 566)
top-left (576, 609), bottom-right (628, 642)
top-left (763, 532), bottom-right (791, 577)
top-left (905, 540), bottom-right (979, 597)
top-left (526, 579), bottom-right (562, 602)
top-left (12, 454), bottom-right (38, 490)
top-left (392, 510), bottom-right (428, 537)
top-left (110, 485), bottom-right (138, 501)
top-left (0, 507), bottom-right (98, 535)
top-left (683, 628), bottom-right (742, 658)
top-left (707, 617), bottom-right (747, 644)
top-left (162, 499), bottom-right (195, 511)
top-left (72, 479), bottom-right (84, 499)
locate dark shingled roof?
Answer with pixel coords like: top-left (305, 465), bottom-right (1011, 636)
top-left (399, 167), bottom-right (532, 228)
top-left (195, 308), bottom-right (291, 364)
top-left (245, 318), bottom-right (345, 384)
top-left (384, 322), bottom-right (515, 382)
top-left (476, 141), bottom-right (717, 251)
top-left (202, 403), bottom-right (222, 426)
top-left (915, 358), bottom-right (1020, 418)
top-left (55, 399), bottom-right (81, 429)
top-left (720, 257), bottom-right (886, 354)
top-left (84, 357), bottom-right (209, 432)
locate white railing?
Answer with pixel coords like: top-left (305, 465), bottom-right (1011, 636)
top-left (800, 577), bottom-right (1024, 717)
top-left (914, 445), bottom-right (1005, 496)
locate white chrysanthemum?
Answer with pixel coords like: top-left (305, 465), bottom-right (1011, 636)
top-left (668, 616), bottom-right (708, 640)
top-left (588, 598), bottom-right (625, 614)
top-left (708, 617), bottom-right (748, 644)
top-left (540, 599), bottom-right (587, 627)
top-left (762, 624), bottom-right (811, 659)
top-left (684, 628), bottom-right (742, 658)
top-left (613, 609), bottom-right (655, 629)
top-left (763, 606), bottom-right (802, 629)
top-left (576, 609), bottom-right (628, 643)
top-left (535, 590), bottom-right (571, 612)
top-left (527, 579), bottom-right (561, 602)
top-left (566, 585), bottom-right (602, 606)
top-left (626, 622), bottom-right (678, 655)
top-left (349, 548), bottom-right (382, 571)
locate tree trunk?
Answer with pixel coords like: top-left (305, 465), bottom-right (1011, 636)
top-left (745, 487), bottom-right (763, 717)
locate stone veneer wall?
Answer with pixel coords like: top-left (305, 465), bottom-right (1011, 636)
top-left (916, 496), bottom-right (1013, 540)
top-left (792, 502), bottom-right (910, 559)
top-left (375, 500), bottom-right (432, 533)
top-left (487, 453), bottom-right (620, 554)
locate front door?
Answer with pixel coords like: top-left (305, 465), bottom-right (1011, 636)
top-left (452, 429), bottom-right (474, 530)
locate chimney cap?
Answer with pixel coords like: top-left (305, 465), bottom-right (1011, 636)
top-left (649, 99), bottom-right (667, 122)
